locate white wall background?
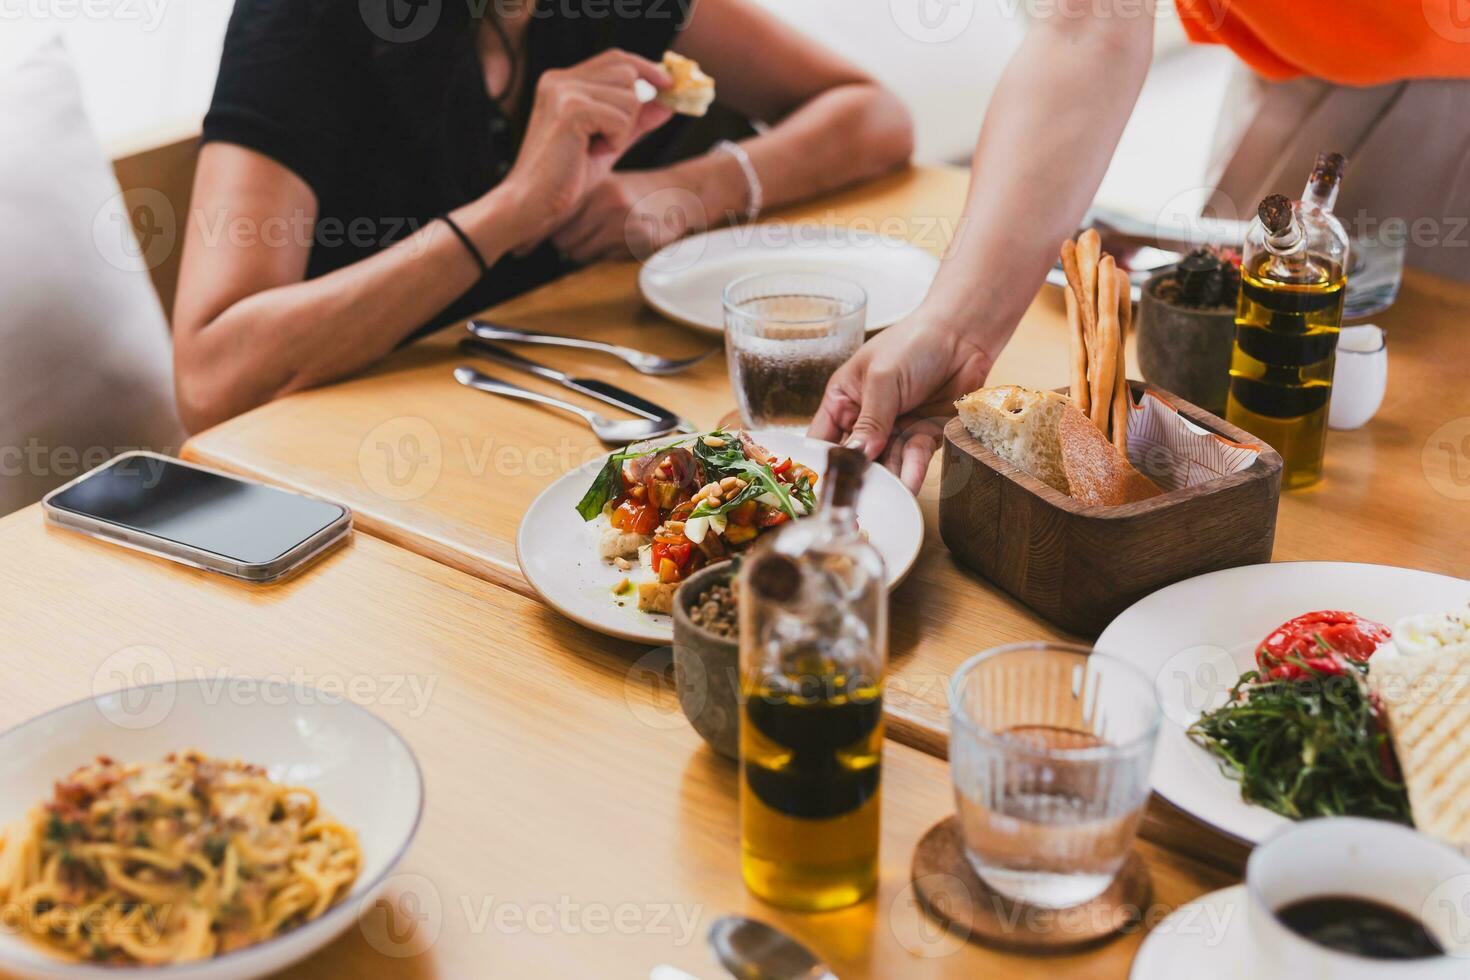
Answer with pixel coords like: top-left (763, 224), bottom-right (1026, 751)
top-left (8, 0), bottom-right (1234, 221)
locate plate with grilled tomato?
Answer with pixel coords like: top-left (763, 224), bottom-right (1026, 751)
top-left (516, 428), bottom-right (923, 643)
top-left (1097, 561), bottom-right (1470, 846)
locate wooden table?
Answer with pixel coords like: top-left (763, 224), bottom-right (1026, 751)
top-left (0, 508), bottom-right (1232, 977)
top-left (184, 165), bottom-right (1470, 751)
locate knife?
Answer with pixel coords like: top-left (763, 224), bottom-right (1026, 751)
top-left (458, 338), bottom-right (698, 434)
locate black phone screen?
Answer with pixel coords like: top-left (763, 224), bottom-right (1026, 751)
top-left (48, 456), bottom-right (347, 565)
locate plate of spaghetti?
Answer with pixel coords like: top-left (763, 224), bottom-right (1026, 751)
top-left (0, 681), bottom-right (422, 978)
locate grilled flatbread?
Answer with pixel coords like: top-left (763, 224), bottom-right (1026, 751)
top-left (1370, 609), bottom-right (1470, 851)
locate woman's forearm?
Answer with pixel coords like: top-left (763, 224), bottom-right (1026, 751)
top-left (922, 16), bottom-right (1153, 357)
top-left (675, 82), bottom-right (913, 224)
top-left (174, 188), bottom-right (524, 432)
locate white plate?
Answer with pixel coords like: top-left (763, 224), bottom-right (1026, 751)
top-left (1096, 561), bottom-right (1470, 846)
top-left (0, 681), bottom-right (423, 980)
top-left (517, 430), bottom-right (925, 644)
top-left (1130, 885), bottom-right (1250, 979)
top-left (638, 225), bottom-right (939, 335)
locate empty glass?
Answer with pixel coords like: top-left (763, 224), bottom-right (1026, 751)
top-left (949, 643), bottom-right (1160, 909)
top-left (723, 272), bottom-right (866, 431)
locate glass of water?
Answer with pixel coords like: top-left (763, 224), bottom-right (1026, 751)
top-left (723, 272), bottom-right (866, 431)
top-left (948, 642), bottom-right (1160, 909)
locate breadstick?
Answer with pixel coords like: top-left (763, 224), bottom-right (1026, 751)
top-left (1077, 229), bottom-right (1102, 345)
top-left (1060, 239), bottom-right (1096, 344)
top-left (1091, 255), bottom-right (1119, 432)
top-left (1111, 266), bottom-right (1131, 454)
top-left (1063, 282), bottom-right (1090, 413)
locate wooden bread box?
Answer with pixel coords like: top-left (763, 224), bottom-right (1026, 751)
top-left (938, 382), bottom-right (1283, 637)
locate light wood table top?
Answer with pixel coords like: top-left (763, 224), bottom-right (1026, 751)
top-left (0, 507), bottom-right (1232, 977)
top-left (184, 163), bottom-right (1470, 728)
top-left (182, 165), bottom-right (1470, 872)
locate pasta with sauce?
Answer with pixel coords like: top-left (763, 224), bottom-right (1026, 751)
top-left (0, 752), bottom-right (360, 965)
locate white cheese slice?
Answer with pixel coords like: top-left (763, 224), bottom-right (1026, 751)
top-left (684, 516), bottom-right (709, 544)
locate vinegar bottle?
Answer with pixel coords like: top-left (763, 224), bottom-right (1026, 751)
top-left (1225, 151), bottom-right (1350, 489)
top-left (738, 446), bottom-right (887, 912)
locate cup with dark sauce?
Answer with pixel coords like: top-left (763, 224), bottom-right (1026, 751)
top-left (1246, 817), bottom-right (1470, 977)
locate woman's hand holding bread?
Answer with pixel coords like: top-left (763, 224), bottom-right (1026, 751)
top-left (502, 50), bottom-right (674, 251)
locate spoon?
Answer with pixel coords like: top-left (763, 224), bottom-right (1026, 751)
top-left (468, 320), bottom-right (720, 377)
top-left (707, 916), bottom-right (836, 980)
top-left (453, 367), bottom-right (678, 444)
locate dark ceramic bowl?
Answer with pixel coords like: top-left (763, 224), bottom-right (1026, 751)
top-left (1135, 269), bottom-right (1237, 416)
top-left (671, 562), bottom-right (740, 759)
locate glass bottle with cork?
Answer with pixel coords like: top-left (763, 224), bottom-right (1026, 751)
top-left (738, 446), bottom-right (886, 912)
top-left (1225, 151), bottom-right (1350, 489)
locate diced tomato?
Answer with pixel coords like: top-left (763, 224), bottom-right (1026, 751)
top-left (728, 500), bottom-right (758, 526)
top-left (785, 464), bottom-right (817, 488)
top-left (1255, 610), bottom-right (1392, 681)
top-left (611, 498), bottom-right (660, 535)
top-left (650, 480), bottom-right (679, 510)
top-left (757, 507), bottom-right (790, 528)
top-left (657, 558), bottom-right (680, 583)
top-left (650, 540), bottom-right (693, 573)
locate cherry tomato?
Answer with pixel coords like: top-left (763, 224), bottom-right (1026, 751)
top-left (611, 498), bottom-right (660, 536)
top-left (770, 457), bottom-right (793, 476)
top-left (1255, 610), bottom-right (1392, 681)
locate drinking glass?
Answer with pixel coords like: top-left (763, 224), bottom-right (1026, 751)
top-left (949, 642), bottom-right (1160, 909)
top-left (723, 272), bottom-right (866, 431)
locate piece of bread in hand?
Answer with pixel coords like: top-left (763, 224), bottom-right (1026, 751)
top-left (1057, 407), bottom-right (1162, 507)
top-left (655, 52), bottom-right (714, 117)
top-left (955, 386), bottom-right (1071, 494)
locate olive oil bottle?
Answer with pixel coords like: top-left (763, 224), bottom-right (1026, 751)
top-left (1226, 152), bottom-right (1350, 489)
top-left (739, 448), bottom-right (886, 912)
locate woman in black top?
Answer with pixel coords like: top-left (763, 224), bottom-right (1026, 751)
top-left (172, 0), bottom-right (913, 431)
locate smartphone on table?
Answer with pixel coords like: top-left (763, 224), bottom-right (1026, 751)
top-left (42, 452), bottom-right (351, 582)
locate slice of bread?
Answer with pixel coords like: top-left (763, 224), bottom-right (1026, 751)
top-left (1058, 408), bottom-right (1163, 507)
top-left (1370, 642), bottom-right (1470, 851)
top-left (955, 386), bottom-right (1070, 494)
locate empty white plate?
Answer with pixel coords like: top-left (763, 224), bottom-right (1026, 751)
top-left (517, 430), bottom-right (925, 644)
top-left (1096, 561), bottom-right (1470, 846)
top-left (0, 681), bottom-right (423, 980)
top-left (638, 225), bottom-right (939, 335)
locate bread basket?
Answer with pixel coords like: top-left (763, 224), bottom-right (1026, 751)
top-left (938, 381), bottom-right (1283, 636)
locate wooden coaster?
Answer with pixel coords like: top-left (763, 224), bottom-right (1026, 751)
top-left (910, 815), bottom-right (1151, 952)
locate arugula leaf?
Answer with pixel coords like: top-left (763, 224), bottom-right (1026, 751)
top-left (689, 458), bottom-right (800, 520)
top-left (690, 430), bottom-right (745, 477)
top-left (687, 430), bottom-right (813, 520)
top-left (575, 457), bottom-right (624, 521)
top-left (790, 473), bottom-right (817, 514)
top-left (1187, 658), bottom-right (1410, 824)
top-left (573, 434), bottom-right (699, 521)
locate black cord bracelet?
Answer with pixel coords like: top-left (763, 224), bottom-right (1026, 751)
top-left (439, 213), bottom-right (489, 277)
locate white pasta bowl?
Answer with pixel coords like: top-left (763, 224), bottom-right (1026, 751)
top-left (0, 680), bottom-right (424, 979)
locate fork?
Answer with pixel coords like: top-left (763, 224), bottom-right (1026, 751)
top-left (468, 320), bottom-right (720, 377)
top-left (453, 367), bottom-right (678, 444)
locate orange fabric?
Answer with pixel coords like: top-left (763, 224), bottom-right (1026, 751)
top-left (1176, 0), bottom-right (1470, 85)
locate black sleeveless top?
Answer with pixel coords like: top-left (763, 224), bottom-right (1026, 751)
top-left (203, 0), bottom-right (692, 339)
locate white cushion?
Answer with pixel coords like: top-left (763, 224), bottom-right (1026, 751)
top-left (0, 35), bottom-right (183, 516)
